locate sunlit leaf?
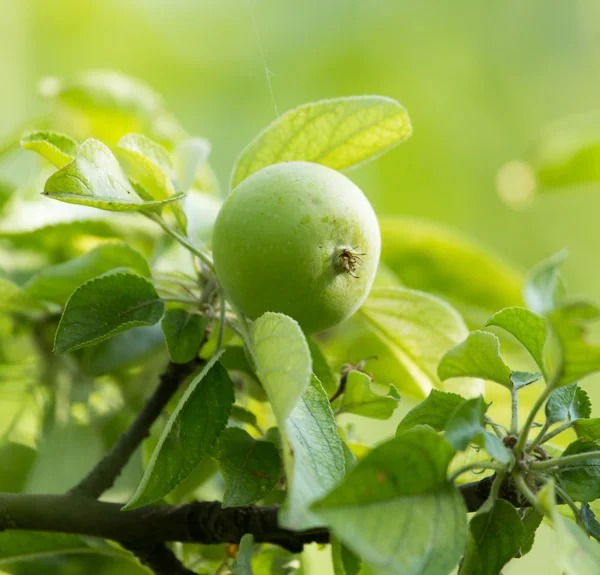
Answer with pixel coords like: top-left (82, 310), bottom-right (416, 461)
top-left (574, 419), bottom-right (600, 442)
top-left (337, 370), bottom-right (400, 420)
top-left (331, 536), bottom-right (362, 575)
top-left (174, 137), bottom-right (211, 192)
top-left (438, 331), bottom-right (513, 389)
top-left (313, 427), bottom-right (467, 575)
top-left (231, 533), bottom-right (254, 575)
top-left (124, 356), bottom-right (234, 509)
top-left (20, 130), bottom-right (78, 168)
top-left (231, 96), bottom-right (411, 188)
top-left (307, 336), bottom-right (338, 397)
top-left (54, 272), bottom-right (164, 353)
top-left (545, 383), bottom-right (591, 425)
top-left (216, 427), bottom-right (281, 507)
top-left (0, 279), bottom-right (46, 314)
top-left (397, 389), bottom-right (466, 434)
top-left (24, 243), bottom-right (151, 305)
top-left (524, 251), bottom-right (568, 315)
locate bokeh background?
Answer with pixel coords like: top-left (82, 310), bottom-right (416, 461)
top-left (2, 0), bottom-right (600, 573)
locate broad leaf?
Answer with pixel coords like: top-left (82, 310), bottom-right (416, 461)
top-left (539, 481), bottom-right (600, 575)
top-left (280, 377), bottom-right (346, 529)
top-left (460, 500), bottom-right (524, 575)
top-left (21, 130), bottom-right (78, 168)
top-left (231, 533), bottom-right (254, 575)
top-left (24, 243), bottom-right (151, 305)
top-left (313, 428), bottom-right (467, 575)
top-left (581, 503), bottom-right (600, 542)
top-left (397, 389), bottom-right (466, 434)
top-left (44, 138), bottom-right (184, 211)
top-left (574, 419), bottom-right (600, 442)
top-left (216, 427), bottom-right (281, 507)
top-left (251, 312), bottom-right (312, 421)
top-left (229, 405), bottom-right (261, 431)
top-left (558, 439), bottom-right (600, 501)
top-left (231, 96), bottom-right (411, 188)
top-left (337, 370), bottom-right (400, 420)
top-left (54, 272), bottom-right (165, 353)
top-left (307, 336), bottom-right (338, 396)
top-left (519, 509), bottom-right (543, 557)
top-left (161, 308), bottom-right (208, 364)
top-left (361, 287), bottom-right (482, 397)
top-left (545, 383), bottom-right (591, 425)
top-left (486, 307), bottom-right (548, 374)
top-left (524, 251), bottom-right (567, 315)
top-left (438, 331), bottom-right (512, 388)
top-left (124, 356), bottom-right (234, 509)
top-left (379, 216), bottom-right (523, 315)
top-left (174, 137), bottom-right (211, 192)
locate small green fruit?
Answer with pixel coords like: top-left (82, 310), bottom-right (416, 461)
top-left (213, 161), bottom-right (381, 333)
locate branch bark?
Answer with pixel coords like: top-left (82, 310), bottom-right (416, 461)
top-left (69, 359), bottom-right (202, 499)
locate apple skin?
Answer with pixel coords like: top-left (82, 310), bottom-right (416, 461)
top-left (212, 161), bottom-right (381, 333)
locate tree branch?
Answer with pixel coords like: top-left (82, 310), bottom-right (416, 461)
top-left (69, 359), bottom-right (203, 499)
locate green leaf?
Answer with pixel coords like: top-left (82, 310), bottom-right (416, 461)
top-left (24, 243), bottom-right (151, 305)
top-left (174, 137), bottom-right (211, 192)
top-left (54, 272), bottom-right (165, 354)
top-left (545, 383), bottom-right (591, 425)
top-left (519, 509), bottom-right (544, 557)
top-left (44, 138), bottom-right (184, 211)
top-left (510, 370), bottom-right (542, 389)
top-left (574, 419), bottom-right (600, 442)
top-left (558, 439), bottom-right (600, 502)
top-left (486, 307), bottom-right (548, 374)
top-left (459, 500), bottom-right (524, 575)
top-left (231, 96), bottom-right (411, 188)
top-left (539, 481), bottom-right (600, 575)
top-left (524, 251), bottom-right (568, 315)
top-left (251, 312), bottom-right (312, 422)
top-left (231, 533), bottom-right (254, 575)
top-left (307, 336), bottom-right (338, 397)
top-left (81, 324), bottom-right (166, 375)
top-left (379, 216), bottom-right (523, 315)
top-left (216, 427), bottom-right (281, 507)
top-left (0, 443), bottom-right (36, 493)
top-left (0, 278), bottom-right (45, 313)
top-left (581, 503), bottom-right (600, 542)
top-left (20, 130), bottom-right (78, 168)
top-left (0, 531), bottom-right (126, 565)
top-left (280, 376), bottom-right (346, 529)
top-left (361, 287), bottom-right (481, 397)
top-left (438, 331), bottom-right (513, 388)
top-left (313, 428), bottom-right (467, 575)
top-left (161, 309), bottom-right (208, 364)
top-left (397, 389), bottom-right (466, 434)
top-left (229, 405), bottom-right (260, 431)
top-left (337, 370), bottom-right (400, 420)
top-left (124, 356), bottom-right (234, 509)
top-left (331, 536), bottom-right (362, 575)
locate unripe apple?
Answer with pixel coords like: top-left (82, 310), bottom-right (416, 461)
top-left (212, 161), bottom-right (381, 333)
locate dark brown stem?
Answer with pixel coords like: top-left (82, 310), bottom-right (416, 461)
top-left (69, 359), bottom-right (202, 499)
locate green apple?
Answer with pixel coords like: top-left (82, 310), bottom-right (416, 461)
top-left (212, 161), bottom-right (381, 333)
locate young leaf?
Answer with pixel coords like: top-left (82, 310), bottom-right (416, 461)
top-left (280, 376), bottom-right (346, 530)
top-left (44, 139), bottom-right (184, 211)
top-left (0, 278), bottom-right (46, 313)
top-left (312, 427), bottom-right (467, 575)
top-left (459, 500), bottom-right (525, 575)
top-left (558, 439), bottom-right (600, 501)
top-left (251, 312), bottom-right (312, 421)
top-left (21, 130), bottom-right (78, 168)
top-left (524, 251), bottom-right (568, 315)
top-left (24, 243), bottom-right (151, 305)
top-left (124, 357), bottom-right (234, 509)
top-left (486, 307), bottom-right (548, 375)
top-left (539, 481), bottom-right (600, 575)
top-left (361, 287), bottom-right (482, 397)
top-left (397, 389), bottom-right (466, 434)
top-left (510, 371), bottom-right (542, 389)
top-left (54, 272), bottom-right (165, 354)
top-left (581, 503), bottom-right (600, 542)
top-left (231, 96), bottom-right (411, 188)
top-left (231, 533), bottom-right (254, 575)
top-left (161, 309), bottom-right (208, 364)
top-left (574, 419), bottom-right (600, 442)
top-left (337, 370), bottom-right (400, 420)
top-left (379, 217), bottom-right (523, 316)
top-left (545, 383), bottom-right (591, 425)
top-left (174, 137), bottom-right (211, 192)
top-left (307, 336), bottom-right (338, 396)
top-left (438, 331), bottom-right (513, 388)
top-left (216, 427), bottom-right (281, 507)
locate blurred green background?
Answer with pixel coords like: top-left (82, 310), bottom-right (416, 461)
top-left (2, 0), bottom-right (600, 573)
